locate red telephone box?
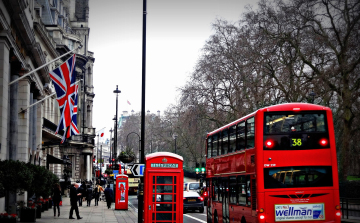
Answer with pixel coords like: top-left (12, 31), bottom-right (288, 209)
top-left (115, 173), bottom-right (128, 210)
top-left (144, 152), bottom-right (183, 223)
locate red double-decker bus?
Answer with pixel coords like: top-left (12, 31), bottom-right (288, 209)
top-left (205, 103), bottom-right (341, 223)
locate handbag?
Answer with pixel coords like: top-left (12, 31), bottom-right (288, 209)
top-left (59, 201), bottom-right (62, 206)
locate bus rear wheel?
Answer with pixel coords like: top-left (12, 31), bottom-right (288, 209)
top-left (214, 212), bottom-right (219, 223)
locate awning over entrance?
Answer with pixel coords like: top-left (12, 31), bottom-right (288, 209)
top-left (46, 154), bottom-right (71, 169)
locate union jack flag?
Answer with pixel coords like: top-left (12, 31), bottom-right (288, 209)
top-left (69, 84), bottom-right (79, 137)
top-left (49, 54), bottom-right (78, 143)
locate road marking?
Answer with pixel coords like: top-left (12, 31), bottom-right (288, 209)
top-left (128, 202), bottom-right (138, 212)
top-left (184, 214), bottom-right (207, 223)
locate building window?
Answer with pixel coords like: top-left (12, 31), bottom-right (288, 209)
top-left (68, 40), bottom-right (73, 50)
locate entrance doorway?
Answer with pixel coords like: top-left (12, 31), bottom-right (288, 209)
top-left (148, 172), bottom-right (180, 222)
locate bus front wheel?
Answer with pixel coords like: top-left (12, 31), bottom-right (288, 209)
top-left (241, 216), bottom-right (246, 223)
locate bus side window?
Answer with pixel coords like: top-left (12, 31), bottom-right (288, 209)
top-left (229, 125), bottom-right (236, 153)
top-left (246, 176), bottom-right (251, 206)
top-left (212, 134), bottom-right (219, 157)
top-left (218, 178), bottom-right (223, 203)
top-left (237, 176), bottom-right (246, 205)
top-left (222, 129), bottom-right (229, 155)
top-left (237, 122), bottom-right (246, 151)
top-left (229, 176), bottom-right (237, 204)
top-left (213, 178), bottom-right (218, 201)
top-left (207, 137), bottom-right (212, 158)
top-left (246, 117), bottom-right (255, 149)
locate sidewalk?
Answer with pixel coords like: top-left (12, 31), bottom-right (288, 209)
top-left (21, 196), bottom-right (138, 223)
top-left (342, 216), bottom-right (360, 223)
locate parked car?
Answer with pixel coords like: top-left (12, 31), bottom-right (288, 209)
top-left (183, 191), bottom-right (204, 213)
top-left (183, 182), bottom-right (200, 192)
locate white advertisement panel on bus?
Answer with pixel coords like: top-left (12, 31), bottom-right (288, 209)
top-left (275, 203), bottom-right (325, 221)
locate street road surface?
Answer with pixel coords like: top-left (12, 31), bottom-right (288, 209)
top-left (128, 195), bottom-right (206, 223)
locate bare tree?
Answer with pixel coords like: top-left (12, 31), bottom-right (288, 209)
top-left (248, 0), bottom-right (360, 180)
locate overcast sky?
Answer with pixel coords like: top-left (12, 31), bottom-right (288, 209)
top-left (89, 0), bottom-right (256, 140)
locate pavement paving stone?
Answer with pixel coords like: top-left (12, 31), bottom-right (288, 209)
top-left (19, 195), bottom-right (138, 223)
top-left (17, 195), bottom-right (360, 223)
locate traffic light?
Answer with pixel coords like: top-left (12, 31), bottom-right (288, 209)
top-left (112, 158), bottom-right (115, 162)
top-left (93, 155), bottom-right (96, 163)
top-left (195, 163), bottom-right (200, 179)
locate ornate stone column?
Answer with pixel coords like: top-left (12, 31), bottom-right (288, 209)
top-left (82, 148), bottom-right (93, 181)
top-left (0, 36), bottom-right (11, 213)
top-left (18, 78), bottom-right (31, 163)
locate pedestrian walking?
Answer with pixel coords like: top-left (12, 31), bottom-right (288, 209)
top-left (69, 183), bottom-right (82, 220)
top-left (104, 185), bottom-right (113, 209)
top-left (86, 185), bottom-right (93, 206)
top-left (52, 183), bottom-right (62, 217)
top-left (93, 184), bottom-right (103, 206)
top-left (77, 183), bottom-right (84, 206)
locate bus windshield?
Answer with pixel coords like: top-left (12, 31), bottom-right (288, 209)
top-left (265, 112), bottom-right (327, 134)
top-left (264, 166), bottom-right (333, 189)
top-left (263, 112), bottom-right (329, 150)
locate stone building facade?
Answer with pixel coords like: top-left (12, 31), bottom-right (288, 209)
top-left (0, 0), bottom-right (96, 212)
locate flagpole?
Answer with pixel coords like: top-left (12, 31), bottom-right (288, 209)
top-left (96, 127), bottom-right (106, 133)
top-left (18, 80), bottom-right (82, 114)
top-left (9, 45), bottom-right (83, 86)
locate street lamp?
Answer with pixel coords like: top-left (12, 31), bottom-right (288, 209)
top-left (126, 132), bottom-right (141, 162)
top-left (112, 116), bottom-right (117, 168)
top-left (113, 85), bottom-right (121, 169)
top-left (173, 132), bottom-right (178, 154)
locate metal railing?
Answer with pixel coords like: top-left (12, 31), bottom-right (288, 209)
top-left (341, 197), bottom-right (360, 219)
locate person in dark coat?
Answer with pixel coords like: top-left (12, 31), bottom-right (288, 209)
top-left (93, 184), bottom-right (103, 206)
top-left (86, 185), bottom-right (93, 206)
top-left (77, 183), bottom-right (84, 206)
top-left (69, 184), bottom-right (82, 220)
top-left (52, 183), bottom-right (62, 217)
top-left (104, 185), bottom-right (113, 209)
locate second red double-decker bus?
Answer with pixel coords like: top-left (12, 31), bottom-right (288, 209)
top-left (205, 103), bottom-right (341, 223)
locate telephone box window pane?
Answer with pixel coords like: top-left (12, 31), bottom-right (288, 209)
top-left (156, 204), bottom-right (173, 211)
top-left (152, 195), bottom-right (155, 202)
top-left (174, 176), bottom-right (176, 184)
top-left (157, 194), bottom-right (173, 202)
top-left (174, 195), bottom-right (176, 202)
top-left (152, 213), bottom-right (155, 220)
top-left (174, 204), bottom-right (176, 211)
top-left (157, 176), bottom-right (173, 184)
top-left (156, 213), bottom-right (172, 220)
top-left (174, 186), bottom-right (176, 193)
top-left (156, 185), bottom-right (173, 193)
top-left (153, 186), bottom-right (155, 193)
top-left (174, 213), bottom-right (176, 220)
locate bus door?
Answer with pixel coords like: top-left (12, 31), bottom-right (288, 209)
top-left (206, 179), bottom-right (212, 223)
top-left (222, 177), bottom-right (230, 223)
